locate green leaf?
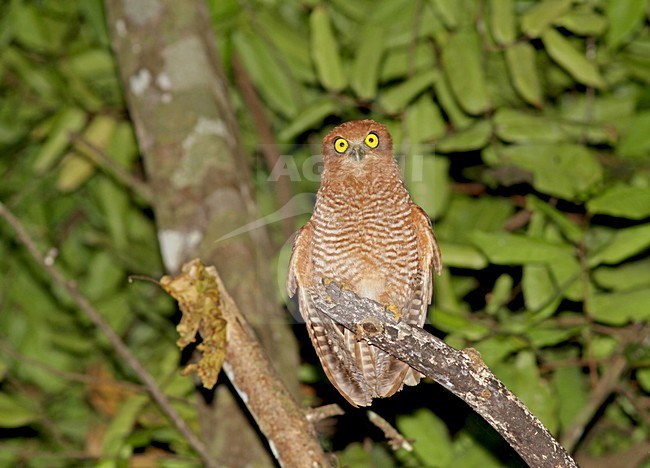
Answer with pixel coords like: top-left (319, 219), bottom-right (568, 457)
top-left (4, 46), bottom-right (57, 98)
top-left (437, 242), bottom-right (488, 269)
top-left (492, 351), bottom-right (558, 432)
top-left (57, 114), bottom-right (116, 191)
top-left (96, 293), bottom-right (132, 335)
top-left (380, 43), bottom-right (435, 82)
top-left (56, 152), bottom-right (95, 192)
top-left (339, 442), bottom-right (394, 467)
top-left (473, 336), bottom-right (526, 367)
top-left (442, 29), bottom-right (491, 114)
top-left (486, 273), bottom-right (513, 314)
top-left (489, 144), bottom-right (603, 200)
top-left (433, 69), bottom-right (473, 129)
top-left (526, 195), bottom-right (583, 243)
top-left (406, 95), bottom-right (446, 143)
top-left (548, 256), bottom-right (582, 302)
top-left (493, 108), bottom-right (565, 143)
top-left (12, 3), bottom-right (65, 52)
top-left (397, 409), bottom-right (452, 466)
top-left (589, 288), bottom-right (650, 324)
top-left (605, 0), bottom-right (650, 49)
top-left (593, 259), bottom-right (650, 291)
top-left (33, 107), bottom-right (87, 174)
top-left (82, 251), bottom-right (124, 300)
top-left (63, 49), bottom-right (115, 82)
top-left (617, 110), bottom-right (650, 159)
top-left (526, 322), bottom-right (580, 347)
top-left (350, 25), bottom-right (385, 100)
top-left (310, 6), bottom-right (347, 92)
top-left (523, 264), bottom-right (557, 311)
top-left (101, 394), bottom-right (149, 457)
top-left (437, 196), bottom-right (514, 242)
top-left (429, 0), bottom-right (459, 29)
top-left (541, 29), bottom-right (605, 88)
top-left (637, 368), bottom-right (650, 393)
top-left (471, 231), bottom-right (573, 265)
top-left (436, 120), bottom-right (491, 152)
top-left (0, 394), bottom-right (39, 428)
top-left (404, 154), bottom-right (449, 219)
top-left (432, 307), bottom-right (490, 339)
top-left (433, 267), bottom-right (464, 314)
top-left (257, 11), bottom-right (315, 83)
top-left (588, 224), bottom-right (650, 266)
top-left (587, 184), bottom-right (650, 219)
top-left (379, 70), bottom-right (437, 114)
top-left (278, 98), bottom-right (337, 142)
top-left (505, 43), bottom-right (543, 107)
top-left (553, 364), bottom-right (588, 432)
top-left (233, 30), bottom-right (300, 118)
top-left (489, 0), bottom-right (515, 45)
top-left (451, 429), bottom-right (505, 468)
top-left (554, 8), bottom-right (607, 36)
top-left (521, 0), bottom-right (572, 38)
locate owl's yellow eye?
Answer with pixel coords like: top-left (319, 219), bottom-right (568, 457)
top-left (334, 138), bottom-right (349, 153)
top-left (364, 132), bottom-right (379, 148)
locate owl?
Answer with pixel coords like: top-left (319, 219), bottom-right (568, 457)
top-left (287, 119), bottom-right (442, 407)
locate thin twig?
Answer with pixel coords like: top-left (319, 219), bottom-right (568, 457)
top-left (0, 202), bottom-right (216, 468)
top-left (367, 410), bottom-right (413, 452)
top-left (69, 132), bottom-right (154, 203)
top-left (560, 355), bottom-right (628, 452)
top-left (305, 403), bottom-right (345, 424)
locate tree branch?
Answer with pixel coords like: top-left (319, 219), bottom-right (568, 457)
top-left (309, 282), bottom-right (578, 468)
top-left (165, 260), bottom-right (330, 467)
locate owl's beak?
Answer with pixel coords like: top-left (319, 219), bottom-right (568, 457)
top-left (351, 145), bottom-right (365, 161)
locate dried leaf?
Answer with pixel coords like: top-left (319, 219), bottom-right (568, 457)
top-left (160, 260), bottom-right (227, 389)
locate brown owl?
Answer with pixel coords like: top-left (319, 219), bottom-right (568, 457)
top-left (287, 119), bottom-right (442, 407)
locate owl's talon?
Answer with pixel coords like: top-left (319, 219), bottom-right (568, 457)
top-left (322, 277), bottom-right (352, 291)
top-left (386, 303), bottom-right (402, 322)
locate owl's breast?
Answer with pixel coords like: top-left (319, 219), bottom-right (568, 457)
top-left (311, 182), bottom-right (419, 305)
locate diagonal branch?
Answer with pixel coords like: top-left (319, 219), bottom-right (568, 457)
top-left (164, 260), bottom-right (330, 466)
top-left (0, 202), bottom-right (216, 468)
top-left (309, 281), bottom-right (578, 468)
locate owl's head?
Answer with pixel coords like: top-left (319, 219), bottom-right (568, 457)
top-left (321, 120), bottom-right (393, 168)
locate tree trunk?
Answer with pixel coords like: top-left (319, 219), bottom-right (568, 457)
top-left (104, 1), bottom-right (300, 464)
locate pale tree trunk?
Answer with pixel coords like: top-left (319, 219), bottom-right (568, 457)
top-left (104, 1), bottom-right (300, 465)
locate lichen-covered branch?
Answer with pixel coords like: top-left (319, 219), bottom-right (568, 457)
top-left (309, 282), bottom-right (578, 468)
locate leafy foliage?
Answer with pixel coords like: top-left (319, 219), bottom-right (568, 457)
top-left (0, 0), bottom-right (648, 466)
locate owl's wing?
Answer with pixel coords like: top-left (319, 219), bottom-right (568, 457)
top-left (287, 223), bottom-right (311, 298)
top-left (411, 204), bottom-right (442, 308)
top-left (287, 223), bottom-right (373, 407)
top-left (402, 204), bottom-right (442, 386)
